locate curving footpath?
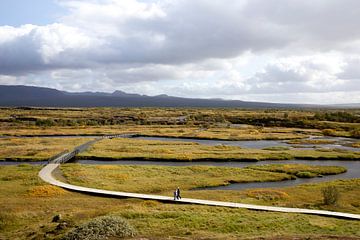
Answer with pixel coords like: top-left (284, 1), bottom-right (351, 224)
top-left (39, 144), bottom-right (360, 220)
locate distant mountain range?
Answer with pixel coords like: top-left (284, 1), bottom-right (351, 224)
top-left (0, 85), bottom-right (356, 108)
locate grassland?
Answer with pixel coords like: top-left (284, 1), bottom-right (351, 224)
top-left (351, 142), bottom-right (360, 148)
top-left (59, 163), bottom-right (359, 215)
top-left (0, 107), bottom-right (359, 139)
top-left (0, 138), bottom-right (93, 161)
top-left (246, 164), bottom-right (347, 178)
top-left (1, 164), bottom-right (359, 240)
top-left (1, 134), bottom-right (358, 163)
top-left (0, 107), bottom-right (359, 239)
top-left (60, 163), bottom-right (346, 194)
top-left (286, 139), bottom-right (336, 145)
top-left (0, 124), bottom-right (317, 141)
top-left (77, 138), bottom-right (360, 161)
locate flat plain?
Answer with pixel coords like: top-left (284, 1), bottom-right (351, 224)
top-left (0, 107), bottom-right (359, 239)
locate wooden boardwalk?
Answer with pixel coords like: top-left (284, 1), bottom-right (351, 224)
top-left (39, 161), bottom-right (360, 220)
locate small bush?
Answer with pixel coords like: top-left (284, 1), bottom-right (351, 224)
top-left (296, 171), bottom-right (315, 178)
top-left (322, 129), bottom-right (337, 136)
top-left (350, 128), bottom-right (360, 138)
top-left (262, 146), bottom-right (290, 151)
top-left (61, 215), bottom-right (136, 240)
top-left (322, 186), bottom-right (339, 205)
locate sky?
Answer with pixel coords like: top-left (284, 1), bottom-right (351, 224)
top-left (0, 0), bottom-right (360, 104)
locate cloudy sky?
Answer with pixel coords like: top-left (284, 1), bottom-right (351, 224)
top-left (0, 0), bottom-right (360, 104)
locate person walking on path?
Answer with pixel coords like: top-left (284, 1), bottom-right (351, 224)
top-left (176, 187), bottom-right (181, 200)
top-left (173, 190), bottom-right (177, 200)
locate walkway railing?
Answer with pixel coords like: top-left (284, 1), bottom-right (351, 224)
top-left (48, 133), bottom-right (135, 164)
top-left (50, 138), bottom-right (102, 164)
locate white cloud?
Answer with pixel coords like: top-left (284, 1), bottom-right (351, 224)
top-left (1, 0), bottom-right (360, 103)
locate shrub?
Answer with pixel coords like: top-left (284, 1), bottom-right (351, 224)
top-left (322, 129), bottom-right (337, 136)
top-left (61, 215), bottom-right (136, 240)
top-left (262, 146), bottom-right (290, 151)
top-left (322, 186), bottom-right (339, 205)
top-left (350, 128), bottom-right (360, 138)
top-left (295, 171), bottom-right (315, 178)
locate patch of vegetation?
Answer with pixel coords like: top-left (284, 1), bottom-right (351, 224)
top-left (286, 139), bottom-right (335, 145)
top-left (313, 111), bottom-right (360, 123)
top-left (296, 171), bottom-right (316, 178)
top-left (61, 164), bottom-right (294, 193)
top-left (246, 189), bottom-right (289, 201)
top-left (1, 107), bottom-right (359, 139)
top-left (262, 146), bottom-right (291, 151)
top-left (61, 215), bottom-right (136, 240)
top-left (351, 141), bottom-right (360, 148)
top-left (77, 138), bottom-right (360, 162)
top-left (28, 185), bottom-right (67, 197)
top-left (322, 186), bottom-right (340, 205)
top-left (0, 137), bottom-right (93, 161)
top-left (61, 164), bottom-right (347, 196)
top-left (246, 164), bottom-right (346, 178)
top-left (0, 165), bottom-right (359, 239)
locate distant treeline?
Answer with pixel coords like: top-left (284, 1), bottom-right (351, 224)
top-left (313, 111), bottom-right (360, 123)
top-left (1, 109), bottom-right (359, 138)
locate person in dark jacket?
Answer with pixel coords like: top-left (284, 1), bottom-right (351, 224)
top-left (173, 190), bottom-right (177, 200)
top-left (176, 187), bottom-right (181, 200)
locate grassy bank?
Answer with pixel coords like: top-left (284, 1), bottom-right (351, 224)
top-left (0, 138), bottom-right (93, 161)
top-left (286, 139), bottom-right (336, 145)
top-left (0, 124), bottom-right (315, 140)
top-left (0, 164), bottom-right (359, 239)
top-left (60, 163), bottom-right (346, 194)
top-left (246, 164), bottom-right (347, 177)
top-left (60, 164), bottom-right (293, 193)
top-left (77, 138), bottom-right (360, 161)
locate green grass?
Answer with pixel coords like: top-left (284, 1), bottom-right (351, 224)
top-left (59, 163), bottom-right (357, 214)
top-left (60, 164), bottom-right (346, 194)
top-left (0, 124), bottom-right (314, 140)
top-left (246, 164), bottom-right (347, 177)
top-left (1, 107), bottom-right (359, 139)
top-left (0, 164), bottom-right (359, 239)
top-left (60, 164), bottom-right (295, 193)
top-left (77, 138), bottom-right (360, 161)
top-left (286, 139), bottom-right (336, 145)
top-left (0, 138), bottom-right (93, 161)
top-left (60, 163), bottom-right (360, 214)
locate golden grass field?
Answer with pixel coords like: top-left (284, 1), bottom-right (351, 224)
top-left (0, 107), bottom-right (359, 239)
top-left (0, 138), bottom-right (93, 161)
top-left (0, 124), bottom-right (317, 140)
top-left (77, 138), bottom-right (360, 161)
top-left (1, 164), bottom-right (359, 240)
top-left (60, 163), bottom-right (345, 194)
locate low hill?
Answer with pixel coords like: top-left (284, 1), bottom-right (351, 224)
top-left (0, 85), bottom-right (315, 108)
